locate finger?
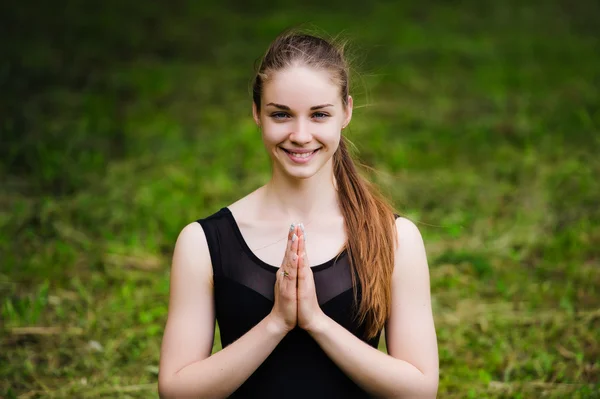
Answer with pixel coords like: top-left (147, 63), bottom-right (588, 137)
top-left (289, 229), bottom-right (299, 273)
top-left (289, 253), bottom-right (298, 277)
top-left (279, 267), bottom-right (288, 279)
top-left (278, 267), bottom-right (290, 294)
top-left (281, 257), bottom-right (296, 280)
top-left (279, 224), bottom-right (296, 278)
top-left (296, 235), bottom-right (303, 275)
top-left (281, 227), bottom-right (299, 282)
top-left (275, 269), bottom-right (283, 300)
top-left (290, 226), bottom-right (299, 262)
top-left (298, 233), bottom-right (305, 269)
top-left (280, 256), bottom-right (297, 299)
top-left (283, 223), bottom-right (295, 257)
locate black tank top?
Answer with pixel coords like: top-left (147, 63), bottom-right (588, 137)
top-left (197, 207), bottom-right (394, 398)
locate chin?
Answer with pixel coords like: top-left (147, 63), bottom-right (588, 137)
top-left (277, 165), bottom-right (316, 180)
top-left (290, 170), bottom-right (318, 180)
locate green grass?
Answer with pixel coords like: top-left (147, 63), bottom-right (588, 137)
top-left (1, 0), bottom-right (599, 397)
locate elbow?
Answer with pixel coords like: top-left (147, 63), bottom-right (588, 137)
top-left (419, 373), bottom-right (439, 399)
top-left (158, 373), bottom-right (221, 399)
top-left (426, 381), bottom-right (439, 398)
top-left (158, 373), bottom-right (181, 399)
top-left (414, 365), bottom-right (439, 399)
top-left (157, 374), bottom-right (172, 399)
top-left (390, 373), bottom-right (438, 399)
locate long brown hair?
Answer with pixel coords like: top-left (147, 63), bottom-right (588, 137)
top-left (252, 30), bottom-right (398, 339)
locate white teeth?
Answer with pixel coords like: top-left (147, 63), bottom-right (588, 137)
top-left (290, 151), bottom-right (314, 158)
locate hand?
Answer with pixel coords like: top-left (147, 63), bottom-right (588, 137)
top-left (296, 228), bottom-right (326, 332)
top-left (269, 224), bottom-right (300, 334)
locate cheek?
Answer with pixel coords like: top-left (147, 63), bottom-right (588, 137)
top-left (261, 123), bottom-right (287, 144)
top-left (320, 125), bottom-right (342, 146)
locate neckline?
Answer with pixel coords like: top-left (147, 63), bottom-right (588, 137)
top-left (221, 207), bottom-right (347, 273)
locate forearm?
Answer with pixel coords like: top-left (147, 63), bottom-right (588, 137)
top-left (307, 315), bottom-right (438, 399)
top-left (159, 314), bottom-right (288, 399)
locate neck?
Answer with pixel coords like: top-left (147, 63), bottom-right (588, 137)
top-left (261, 162), bottom-right (339, 223)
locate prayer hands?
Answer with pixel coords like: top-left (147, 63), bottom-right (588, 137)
top-left (271, 224), bottom-right (325, 334)
top-left (295, 224), bottom-right (326, 332)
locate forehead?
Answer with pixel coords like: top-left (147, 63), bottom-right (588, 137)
top-left (262, 66), bottom-right (341, 108)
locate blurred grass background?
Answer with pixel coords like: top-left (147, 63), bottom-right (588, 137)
top-left (1, 0), bottom-right (599, 397)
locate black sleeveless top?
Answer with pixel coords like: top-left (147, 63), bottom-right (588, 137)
top-left (197, 207), bottom-right (394, 398)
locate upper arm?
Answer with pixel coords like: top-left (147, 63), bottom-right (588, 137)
top-left (385, 218), bottom-right (439, 381)
top-left (159, 222), bottom-right (215, 382)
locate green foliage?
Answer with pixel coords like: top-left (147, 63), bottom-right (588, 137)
top-left (1, 0), bottom-right (599, 397)
top-left (2, 281), bottom-right (49, 326)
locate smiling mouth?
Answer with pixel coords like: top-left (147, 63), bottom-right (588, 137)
top-left (281, 148), bottom-right (321, 158)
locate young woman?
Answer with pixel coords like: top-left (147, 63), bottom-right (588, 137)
top-left (158, 31), bottom-right (439, 398)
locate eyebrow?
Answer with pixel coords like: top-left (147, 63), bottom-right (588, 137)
top-left (265, 103), bottom-right (334, 111)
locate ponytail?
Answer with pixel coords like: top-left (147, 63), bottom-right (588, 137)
top-left (333, 136), bottom-right (397, 339)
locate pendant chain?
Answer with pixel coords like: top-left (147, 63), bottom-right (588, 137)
top-left (249, 219), bottom-right (315, 252)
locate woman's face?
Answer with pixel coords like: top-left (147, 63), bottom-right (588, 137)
top-left (253, 65), bottom-right (353, 180)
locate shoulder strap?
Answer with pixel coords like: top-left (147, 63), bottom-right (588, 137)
top-left (196, 208), bottom-right (229, 279)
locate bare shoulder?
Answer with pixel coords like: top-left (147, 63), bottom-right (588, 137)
top-left (177, 221), bottom-right (207, 243)
top-left (171, 221), bottom-right (212, 282)
top-left (394, 216), bottom-right (425, 246)
top-left (392, 217), bottom-right (429, 274)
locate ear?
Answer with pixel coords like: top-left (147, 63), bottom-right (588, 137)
top-left (343, 95), bottom-right (353, 129)
top-left (252, 102), bottom-right (261, 127)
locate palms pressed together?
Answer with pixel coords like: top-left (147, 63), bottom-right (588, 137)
top-left (294, 226), bottom-right (324, 332)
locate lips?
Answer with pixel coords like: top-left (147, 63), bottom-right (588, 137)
top-left (282, 148), bottom-right (321, 157)
top-left (285, 150), bottom-right (316, 158)
top-left (281, 147), bottom-right (321, 163)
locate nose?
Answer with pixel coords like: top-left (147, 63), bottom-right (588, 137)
top-left (289, 119), bottom-right (312, 145)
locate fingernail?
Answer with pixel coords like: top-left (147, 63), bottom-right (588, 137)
top-left (292, 233), bottom-right (297, 242)
top-left (299, 223), bottom-right (305, 239)
top-left (292, 253), bottom-right (298, 261)
top-left (289, 223), bottom-right (295, 232)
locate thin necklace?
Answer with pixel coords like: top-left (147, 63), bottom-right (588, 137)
top-left (252, 184), bottom-right (337, 253)
top-left (249, 219), bottom-right (315, 253)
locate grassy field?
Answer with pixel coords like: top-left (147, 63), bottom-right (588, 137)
top-left (1, 0), bottom-right (599, 397)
